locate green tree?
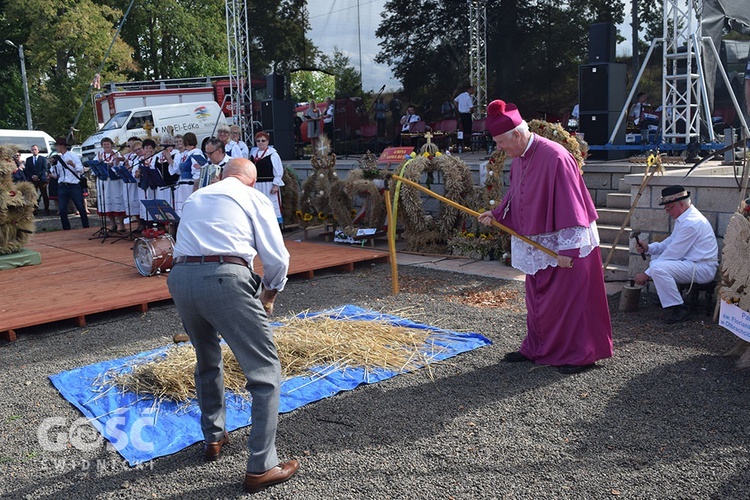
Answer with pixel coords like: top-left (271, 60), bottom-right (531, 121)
top-left (4, 0), bottom-right (136, 138)
top-left (376, 0), bottom-right (626, 117)
top-left (289, 70), bottom-right (335, 104)
top-left (111, 0), bottom-right (227, 80)
top-left (320, 48), bottom-right (362, 99)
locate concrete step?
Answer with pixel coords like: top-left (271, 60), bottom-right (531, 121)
top-left (598, 224), bottom-right (631, 243)
top-left (606, 192), bottom-right (632, 209)
top-left (618, 177), bottom-right (630, 193)
top-left (596, 208), bottom-right (630, 226)
top-left (600, 243), bottom-right (630, 267)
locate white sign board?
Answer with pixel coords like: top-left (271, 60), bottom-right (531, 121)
top-left (719, 300), bottom-right (750, 342)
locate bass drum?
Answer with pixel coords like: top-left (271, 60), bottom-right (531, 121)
top-left (133, 235), bottom-right (175, 276)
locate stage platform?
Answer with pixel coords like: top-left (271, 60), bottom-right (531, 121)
top-left (1, 229), bottom-right (389, 342)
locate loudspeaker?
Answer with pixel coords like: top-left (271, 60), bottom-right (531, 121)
top-left (589, 23), bottom-right (616, 63)
top-left (261, 99), bottom-right (294, 132)
top-left (265, 130), bottom-right (295, 161)
top-left (579, 112), bottom-right (626, 159)
top-left (265, 73), bottom-right (285, 100)
top-left (579, 63), bottom-right (627, 113)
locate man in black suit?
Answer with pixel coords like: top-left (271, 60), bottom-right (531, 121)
top-left (25, 144), bottom-right (50, 215)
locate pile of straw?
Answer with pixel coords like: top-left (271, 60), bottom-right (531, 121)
top-left (111, 314), bottom-right (444, 403)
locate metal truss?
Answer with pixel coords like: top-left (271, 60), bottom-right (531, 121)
top-left (661, 0), bottom-right (711, 143)
top-left (468, 0), bottom-right (487, 118)
top-left (225, 0), bottom-right (254, 143)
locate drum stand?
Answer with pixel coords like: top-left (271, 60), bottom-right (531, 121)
top-left (158, 184), bottom-right (180, 240)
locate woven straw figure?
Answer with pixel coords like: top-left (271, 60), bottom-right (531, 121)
top-left (0, 145), bottom-right (36, 254)
top-left (329, 152), bottom-right (388, 238)
top-left (281, 166), bottom-right (301, 226)
top-left (299, 136), bottom-right (337, 227)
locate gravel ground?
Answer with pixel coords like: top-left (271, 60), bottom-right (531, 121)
top-left (0, 264), bottom-right (750, 499)
top-left (2, 218), bottom-right (750, 499)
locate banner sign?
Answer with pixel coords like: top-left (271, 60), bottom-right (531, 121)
top-left (378, 147), bottom-right (413, 164)
top-left (719, 300), bottom-right (750, 342)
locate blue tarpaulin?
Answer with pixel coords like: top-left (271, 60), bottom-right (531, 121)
top-left (49, 305), bottom-right (492, 465)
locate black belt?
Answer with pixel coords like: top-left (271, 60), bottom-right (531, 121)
top-left (177, 180), bottom-right (194, 185)
top-left (174, 255), bottom-right (248, 266)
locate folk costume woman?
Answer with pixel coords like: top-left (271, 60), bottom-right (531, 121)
top-left (133, 139), bottom-right (165, 226)
top-left (249, 131), bottom-right (285, 224)
top-left (96, 136), bottom-right (126, 232)
top-left (478, 99), bottom-right (612, 374)
top-left (174, 132), bottom-right (205, 216)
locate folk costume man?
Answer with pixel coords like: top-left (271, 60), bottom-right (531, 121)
top-left (478, 100), bottom-right (612, 374)
top-left (167, 158), bottom-right (298, 493)
top-left (634, 186), bottom-right (718, 324)
top-left (49, 137), bottom-right (90, 231)
top-left (199, 137), bottom-right (230, 190)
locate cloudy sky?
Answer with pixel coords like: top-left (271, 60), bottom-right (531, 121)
top-left (307, 1), bottom-right (643, 92)
top-left (307, 0), bottom-right (400, 92)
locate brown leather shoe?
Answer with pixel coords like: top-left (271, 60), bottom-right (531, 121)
top-left (243, 459), bottom-right (299, 493)
top-left (203, 432), bottom-right (229, 461)
top-left (173, 333), bottom-right (190, 343)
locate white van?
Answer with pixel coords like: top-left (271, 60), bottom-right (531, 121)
top-left (80, 101), bottom-right (227, 160)
top-left (0, 129), bottom-right (57, 162)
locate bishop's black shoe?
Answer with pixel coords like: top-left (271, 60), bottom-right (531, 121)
top-left (503, 351), bottom-right (530, 362)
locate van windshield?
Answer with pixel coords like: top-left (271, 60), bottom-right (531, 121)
top-left (100, 111), bottom-right (132, 132)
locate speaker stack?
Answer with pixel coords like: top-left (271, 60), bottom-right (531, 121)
top-left (261, 73), bottom-right (294, 160)
top-left (579, 23), bottom-right (627, 159)
top-left (261, 99), bottom-right (294, 161)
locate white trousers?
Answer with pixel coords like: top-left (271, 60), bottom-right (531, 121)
top-left (648, 259), bottom-right (718, 308)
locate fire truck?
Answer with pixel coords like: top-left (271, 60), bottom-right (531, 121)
top-left (92, 76), bottom-right (266, 127)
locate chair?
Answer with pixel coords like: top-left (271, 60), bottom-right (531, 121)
top-left (357, 124), bottom-right (379, 153)
top-left (471, 118), bottom-right (487, 152)
top-left (400, 120), bottom-right (426, 147)
top-left (433, 119), bottom-right (458, 150)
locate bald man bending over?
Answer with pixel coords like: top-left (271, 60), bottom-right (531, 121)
top-left (167, 158), bottom-right (299, 493)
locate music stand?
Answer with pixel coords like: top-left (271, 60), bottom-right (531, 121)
top-left (113, 165), bottom-right (139, 243)
top-left (140, 199), bottom-right (180, 235)
top-left (86, 160), bottom-right (123, 243)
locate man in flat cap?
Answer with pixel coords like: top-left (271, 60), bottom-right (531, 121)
top-left (634, 185), bottom-right (718, 323)
top-left (478, 99), bottom-right (612, 374)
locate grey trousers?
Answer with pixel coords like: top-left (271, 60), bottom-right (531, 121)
top-left (167, 262), bottom-right (281, 473)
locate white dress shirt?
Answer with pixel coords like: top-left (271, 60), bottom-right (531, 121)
top-left (647, 204), bottom-right (718, 265)
top-left (55, 151), bottom-right (84, 184)
top-left (454, 92), bottom-right (474, 113)
top-left (174, 176), bottom-right (290, 291)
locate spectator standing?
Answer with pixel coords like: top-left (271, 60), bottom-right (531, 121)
top-left (389, 95), bottom-right (403, 135)
top-left (454, 86), bottom-right (475, 148)
top-left (12, 153), bottom-right (26, 182)
top-left (374, 97), bottom-right (388, 138)
top-left (24, 145), bottom-right (49, 215)
top-left (304, 99), bottom-right (322, 150)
